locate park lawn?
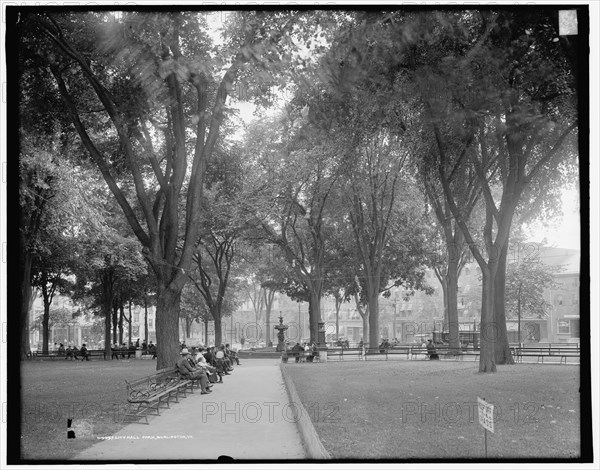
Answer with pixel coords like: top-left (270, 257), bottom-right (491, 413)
top-left (20, 359), bottom-right (159, 461)
top-left (284, 360), bottom-right (580, 460)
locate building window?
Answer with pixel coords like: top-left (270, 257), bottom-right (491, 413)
top-left (556, 295), bottom-right (563, 306)
top-left (557, 320), bottom-right (570, 334)
top-left (148, 318), bottom-right (154, 329)
top-left (133, 312), bottom-right (140, 323)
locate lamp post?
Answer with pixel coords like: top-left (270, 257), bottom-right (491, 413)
top-left (298, 303), bottom-right (302, 342)
top-left (393, 298), bottom-right (397, 342)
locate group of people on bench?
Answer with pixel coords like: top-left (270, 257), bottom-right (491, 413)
top-left (110, 341), bottom-right (157, 359)
top-left (288, 342), bottom-right (318, 363)
top-left (58, 343), bottom-right (91, 361)
top-left (176, 344), bottom-right (240, 394)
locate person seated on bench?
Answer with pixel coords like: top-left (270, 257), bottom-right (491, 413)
top-left (58, 343), bottom-right (66, 356)
top-left (310, 342), bottom-right (318, 362)
top-left (292, 342), bottom-right (302, 363)
top-left (223, 344), bottom-right (235, 371)
top-left (188, 349), bottom-right (214, 390)
top-left (215, 345), bottom-right (232, 374)
top-left (128, 342), bottom-right (136, 359)
top-left (66, 346), bottom-right (74, 360)
top-left (302, 343), bottom-right (311, 362)
top-left (205, 346), bottom-right (214, 365)
top-left (80, 343), bottom-right (90, 361)
top-left (148, 341), bottom-right (157, 359)
top-left (195, 347), bottom-right (221, 384)
top-left (177, 348), bottom-right (211, 394)
top-left (225, 344), bottom-right (240, 366)
top-left (426, 339), bottom-right (439, 360)
top-left (111, 343), bottom-right (121, 360)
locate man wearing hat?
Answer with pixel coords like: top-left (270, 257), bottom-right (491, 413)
top-left (177, 348), bottom-right (211, 394)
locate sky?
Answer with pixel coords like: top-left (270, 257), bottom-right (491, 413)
top-left (524, 188), bottom-right (581, 251)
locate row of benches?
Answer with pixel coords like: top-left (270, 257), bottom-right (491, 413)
top-left (123, 366), bottom-right (202, 424)
top-left (324, 346), bottom-right (580, 364)
top-left (28, 350), bottom-right (157, 360)
top-left (324, 347), bottom-right (480, 361)
top-left (30, 349), bottom-right (108, 360)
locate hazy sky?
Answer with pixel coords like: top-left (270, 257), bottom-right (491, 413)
top-left (525, 188), bottom-right (581, 251)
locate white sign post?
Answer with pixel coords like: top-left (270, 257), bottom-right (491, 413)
top-left (477, 397), bottom-right (494, 457)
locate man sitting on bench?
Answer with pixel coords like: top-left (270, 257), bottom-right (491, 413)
top-left (66, 345), bottom-right (79, 360)
top-left (80, 343), bottom-right (90, 361)
top-left (426, 339), bottom-right (439, 360)
top-left (177, 348), bottom-right (211, 394)
top-left (111, 343), bottom-right (121, 360)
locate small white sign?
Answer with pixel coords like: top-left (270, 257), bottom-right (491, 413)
top-left (477, 397), bottom-right (494, 433)
top-left (559, 10), bottom-right (578, 36)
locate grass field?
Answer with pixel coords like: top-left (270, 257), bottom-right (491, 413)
top-left (19, 357), bottom-right (582, 461)
top-left (20, 359), bottom-right (158, 461)
top-left (284, 360), bottom-right (581, 460)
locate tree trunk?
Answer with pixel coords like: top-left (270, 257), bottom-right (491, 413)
top-left (517, 283), bottom-right (522, 343)
top-left (264, 289), bottom-right (275, 347)
top-left (308, 289), bottom-right (322, 344)
top-left (144, 296), bottom-right (149, 343)
top-left (494, 243), bottom-right (514, 364)
top-left (479, 268), bottom-right (497, 372)
top-left (362, 313), bottom-right (369, 347)
top-left (185, 317), bottom-right (192, 340)
top-left (368, 292), bottom-right (380, 351)
top-left (104, 304), bottom-right (111, 359)
top-left (214, 314), bottom-right (222, 347)
top-left (42, 298), bottom-right (51, 355)
top-left (354, 294), bottom-right (369, 347)
top-left (102, 275), bottom-right (113, 360)
top-left (204, 318), bottom-right (209, 346)
top-left (440, 276), bottom-right (448, 332)
top-left (118, 301), bottom-right (124, 345)
top-left (446, 259), bottom-right (461, 352)
top-left (128, 301), bottom-right (133, 346)
top-left (335, 300), bottom-right (341, 339)
top-left (112, 302), bottom-right (118, 344)
top-left (265, 310), bottom-right (271, 346)
top-left (155, 286), bottom-right (182, 369)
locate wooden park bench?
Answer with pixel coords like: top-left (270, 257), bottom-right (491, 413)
top-left (32, 349), bottom-right (106, 360)
top-left (123, 367), bottom-right (195, 424)
top-left (512, 346), bottom-right (580, 364)
top-left (31, 351), bottom-right (61, 360)
top-left (381, 346), bottom-right (411, 360)
top-left (326, 347), bottom-right (361, 360)
top-left (408, 346), bottom-right (480, 361)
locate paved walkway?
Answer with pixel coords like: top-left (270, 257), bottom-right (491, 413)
top-left (75, 359), bottom-right (305, 460)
